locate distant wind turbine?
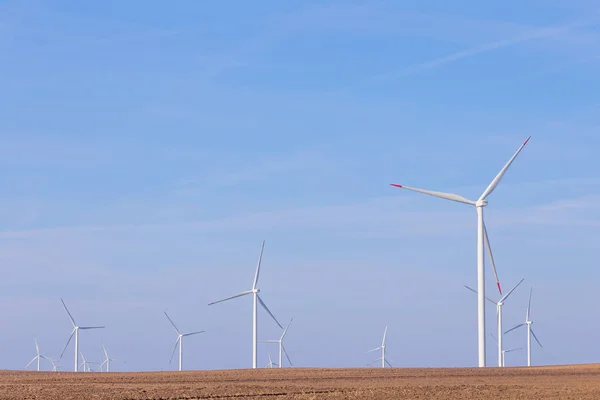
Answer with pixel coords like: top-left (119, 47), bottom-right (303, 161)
top-left (26, 339), bottom-right (47, 371)
top-left (164, 311), bottom-right (205, 371)
top-left (262, 318), bottom-right (293, 368)
top-left (99, 343), bottom-right (118, 372)
top-left (79, 352), bottom-right (100, 372)
top-left (59, 298), bottom-right (105, 372)
top-left (367, 326), bottom-right (391, 368)
top-left (265, 352), bottom-right (277, 368)
top-left (490, 334), bottom-right (522, 367)
top-left (465, 278), bottom-right (525, 367)
top-left (208, 240), bottom-right (283, 369)
top-left (391, 136), bottom-right (531, 367)
top-left (46, 357), bottom-right (63, 372)
top-left (505, 288), bottom-right (543, 366)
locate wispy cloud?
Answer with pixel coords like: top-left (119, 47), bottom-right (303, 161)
top-left (2, 191), bottom-right (599, 240)
top-left (363, 19), bottom-right (594, 84)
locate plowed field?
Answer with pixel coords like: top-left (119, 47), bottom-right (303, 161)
top-left (2, 364), bottom-right (600, 399)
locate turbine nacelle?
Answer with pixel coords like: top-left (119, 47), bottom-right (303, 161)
top-left (475, 199), bottom-right (489, 207)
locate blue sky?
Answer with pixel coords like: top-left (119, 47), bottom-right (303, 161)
top-left (0, 0), bottom-right (599, 371)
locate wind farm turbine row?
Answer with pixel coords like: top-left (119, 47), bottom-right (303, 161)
top-left (391, 136), bottom-right (542, 367)
top-left (24, 137), bottom-right (541, 371)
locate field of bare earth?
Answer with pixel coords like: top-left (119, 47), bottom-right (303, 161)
top-left (1, 364), bottom-right (599, 400)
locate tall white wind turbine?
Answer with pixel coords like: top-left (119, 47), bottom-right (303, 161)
top-left (367, 326), bottom-right (391, 368)
top-left (465, 278), bottom-right (525, 367)
top-left (263, 318), bottom-right (293, 368)
top-left (208, 240), bottom-right (283, 369)
top-left (504, 288), bottom-right (542, 366)
top-left (26, 339), bottom-right (47, 371)
top-left (59, 298), bottom-right (105, 372)
top-left (390, 136), bottom-right (530, 367)
top-left (164, 311), bottom-right (205, 371)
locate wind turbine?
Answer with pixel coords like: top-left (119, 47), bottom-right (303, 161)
top-left (367, 326), bottom-right (391, 368)
top-left (465, 278), bottom-right (525, 367)
top-left (262, 318), bottom-right (293, 368)
top-left (99, 343), bottom-right (117, 372)
top-left (164, 311), bottom-right (205, 371)
top-left (26, 339), bottom-right (47, 371)
top-left (490, 335), bottom-right (522, 367)
top-left (79, 352), bottom-right (99, 372)
top-left (390, 136), bottom-right (530, 367)
top-left (59, 298), bottom-right (105, 372)
top-left (505, 288), bottom-right (542, 366)
top-left (265, 352), bottom-right (277, 368)
top-left (208, 240), bottom-right (283, 369)
top-left (46, 357), bottom-right (63, 372)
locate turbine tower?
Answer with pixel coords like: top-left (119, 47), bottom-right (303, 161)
top-left (367, 326), bottom-right (391, 368)
top-left (390, 136), bottom-right (530, 367)
top-left (505, 288), bottom-right (542, 366)
top-left (164, 311), bottom-right (205, 371)
top-left (262, 318), bottom-right (293, 368)
top-left (26, 339), bottom-right (47, 371)
top-left (59, 298), bottom-right (105, 372)
top-left (465, 278), bottom-right (525, 367)
top-left (208, 240), bottom-right (283, 369)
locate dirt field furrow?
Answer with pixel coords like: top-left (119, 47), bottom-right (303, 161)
top-left (2, 364), bottom-right (600, 399)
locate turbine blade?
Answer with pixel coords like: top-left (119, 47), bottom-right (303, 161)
top-left (169, 337), bottom-right (180, 364)
top-left (527, 288), bottom-right (533, 321)
top-left (382, 326), bottom-right (388, 346)
top-left (385, 359), bottom-right (393, 368)
top-left (164, 311), bottom-right (180, 334)
top-left (389, 184), bottom-right (476, 206)
top-left (482, 220), bottom-right (502, 295)
top-left (531, 329), bottom-right (543, 348)
top-left (61, 298), bottom-right (77, 327)
top-left (182, 331), bottom-right (205, 337)
top-left (505, 347), bottom-right (522, 353)
top-left (26, 357), bottom-right (37, 368)
top-left (500, 278), bottom-right (525, 303)
top-left (261, 340), bottom-right (279, 343)
top-left (464, 285), bottom-right (497, 304)
top-left (252, 240), bottom-right (266, 290)
top-left (478, 136), bottom-right (531, 201)
top-left (282, 345), bottom-right (293, 366)
top-left (489, 333), bottom-right (498, 342)
top-left (257, 295), bottom-right (283, 329)
top-left (208, 290), bottom-right (253, 306)
top-left (59, 330), bottom-right (76, 359)
top-left (367, 346), bottom-right (382, 353)
top-left (504, 323), bottom-right (526, 335)
top-left (35, 339), bottom-right (40, 354)
top-left (79, 326), bottom-right (105, 330)
top-left (281, 318), bottom-right (293, 340)
top-left (102, 343), bottom-right (108, 359)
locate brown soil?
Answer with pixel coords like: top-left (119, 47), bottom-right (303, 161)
top-left (2, 364), bottom-right (600, 399)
